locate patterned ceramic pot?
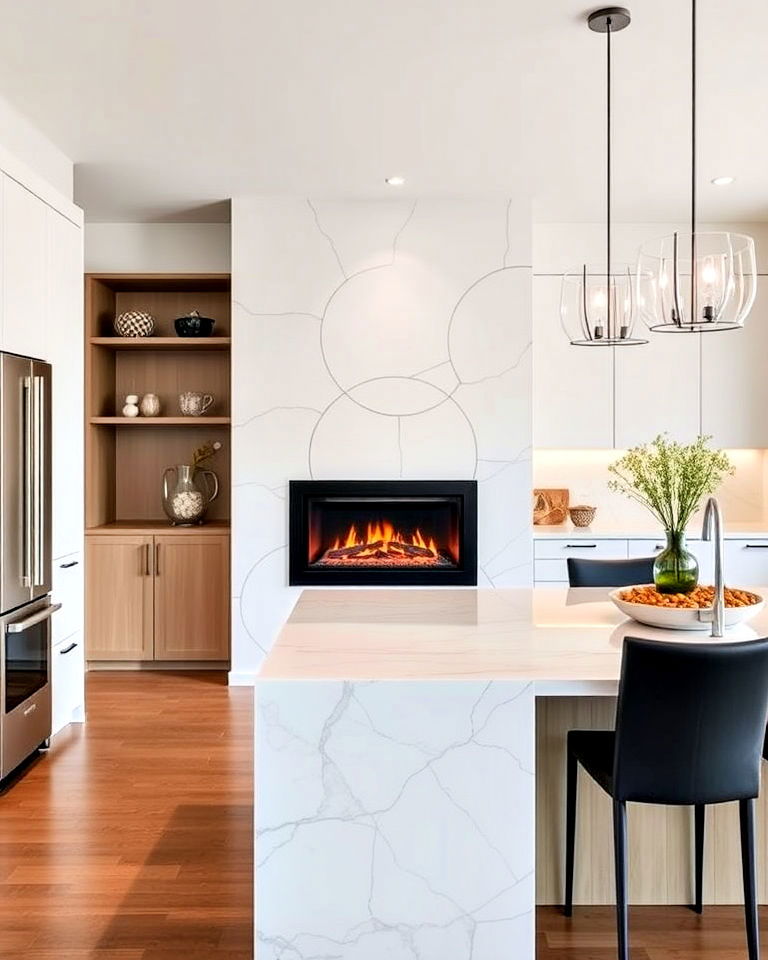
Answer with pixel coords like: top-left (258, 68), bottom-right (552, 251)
top-left (114, 311), bottom-right (155, 337)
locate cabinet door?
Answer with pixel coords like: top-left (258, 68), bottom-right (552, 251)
top-left (85, 536), bottom-right (153, 660)
top-left (47, 209), bottom-right (84, 560)
top-left (154, 535), bottom-right (230, 661)
top-left (533, 277), bottom-right (614, 448)
top-left (1, 175), bottom-right (48, 358)
top-left (701, 280), bottom-right (768, 447)
top-left (723, 540), bottom-right (768, 586)
top-left (614, 331), bottom-right (700, 448)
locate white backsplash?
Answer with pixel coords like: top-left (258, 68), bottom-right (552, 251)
top-left (533, 448), bottom-right (768, 530)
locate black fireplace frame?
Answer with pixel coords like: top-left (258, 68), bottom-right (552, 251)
top-left (288, 480), bottom-right (478, 586)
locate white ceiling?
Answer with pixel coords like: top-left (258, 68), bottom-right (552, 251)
top-left (0, 0), bottom-right (765, 223)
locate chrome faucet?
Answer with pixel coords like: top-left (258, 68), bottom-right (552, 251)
top-left (701, 497), bottom-right (725, 637)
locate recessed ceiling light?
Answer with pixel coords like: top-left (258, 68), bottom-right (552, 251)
top-left (385, 176), bottom-right (406, 186)
top-left (711, 176), bottom-right (735, 186)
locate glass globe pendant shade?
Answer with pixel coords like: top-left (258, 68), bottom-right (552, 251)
top-left (637, 231), bottom-right (757, 332)
top-left (561, 264), bottom-right (648, 346)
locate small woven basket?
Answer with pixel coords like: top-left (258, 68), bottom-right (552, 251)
top-left (114, 310), bottom-right (155, 338)
top-left (569, 505), bottom-right (597, 527)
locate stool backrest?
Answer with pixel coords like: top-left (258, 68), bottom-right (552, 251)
top-left (567, 556), bottom-right (655, 588)
top-left (613, 636), bottom-right (768, 804)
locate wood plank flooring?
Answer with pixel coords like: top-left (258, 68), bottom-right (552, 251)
top-left (2, 671), bottom-right (767, 958)
top-left (0, 671), bottom-right (252, 959)
top-left (538, 905), bottom-right (768, 958)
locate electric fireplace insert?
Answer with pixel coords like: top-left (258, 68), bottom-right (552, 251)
top-left (289, 480), bottom-right (477, 586)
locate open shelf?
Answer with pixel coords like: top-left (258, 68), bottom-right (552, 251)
top-left (90, 416), bottom-right (231, 426)
top-left (91, 336), bottom-right (231, 351)
top-left (86, 273), bottom-right (232, 530)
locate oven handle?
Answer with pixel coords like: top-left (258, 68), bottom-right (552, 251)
top-left (6, 603), bottom-right (62, 634)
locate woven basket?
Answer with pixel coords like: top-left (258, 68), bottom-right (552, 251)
top-left (569, 505), bottom-right (597, 527)
top-left (114, 310), bottom-right (155, 338)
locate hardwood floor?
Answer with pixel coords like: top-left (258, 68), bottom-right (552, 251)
top-left (0, 671), bottom-right (252, 960)
top-left (3, 672), bottom-right (766, 959)
top-left (538, 905), bottom-right (768, 958)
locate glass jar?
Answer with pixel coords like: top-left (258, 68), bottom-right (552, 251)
top-left (654, 530), bottom-right (699, 594)
top-left (162, 464), bottom-right (219, 526)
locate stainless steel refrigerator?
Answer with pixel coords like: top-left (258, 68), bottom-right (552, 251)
top-left (0, 352), bottom-right (59, 781)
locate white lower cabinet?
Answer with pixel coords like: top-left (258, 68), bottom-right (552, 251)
top-left (534, 538), bottom-right (628, 583)
top-left (51, 552), bottom-right (85, 735)
top-left (52, 632), bottom-right (85, 736)
top-left (723, 540), bottom-right (768, 585)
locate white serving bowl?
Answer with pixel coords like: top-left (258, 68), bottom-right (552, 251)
top-left (609, 585), bottom-right (765, 632)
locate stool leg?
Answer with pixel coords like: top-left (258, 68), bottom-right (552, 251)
top-left (564, 742), bottom-right (577, 917)
top-left (613, 799), bottom-right (629, 960)
top-left (693, 804), bottom-right (705, 914)
top-left (739, 798), bottom-right (760, 960)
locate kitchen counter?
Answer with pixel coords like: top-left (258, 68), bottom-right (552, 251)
top-left (254, 587), bottom-right (768, 958)
top-left (534, 520), bottom-right (768, 539)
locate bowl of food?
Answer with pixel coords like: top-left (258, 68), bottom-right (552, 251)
top-left (609, 584), bottom-right (764, 631)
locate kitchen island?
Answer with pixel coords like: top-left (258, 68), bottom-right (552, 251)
top-left (255, 587), bottom-right (768, 959)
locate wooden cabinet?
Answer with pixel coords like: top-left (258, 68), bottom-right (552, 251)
top-left (1, 174), bottom-right (48, 358)
top-left (154, 535), bottom-right (230, 660)
top-left (86, 529), bottom-right (229, 663)
top-left (86, 536), bottom-right (154, 660)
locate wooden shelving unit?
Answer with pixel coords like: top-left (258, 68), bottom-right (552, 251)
top-left (85, 273), bottom-right (232, 528)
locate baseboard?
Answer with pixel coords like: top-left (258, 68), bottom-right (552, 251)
top-left (87, 661), bottom-right (230, 671)
top-left (228, 670), bottom-right (257, 686)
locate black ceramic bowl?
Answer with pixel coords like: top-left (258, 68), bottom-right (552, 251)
top-left (174, 314), bottom-right (216, 337)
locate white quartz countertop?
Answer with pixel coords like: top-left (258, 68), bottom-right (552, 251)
top-left (258, 587), bottom-right (768, 683)
top-left (534, 521), bottom-right (768, 539)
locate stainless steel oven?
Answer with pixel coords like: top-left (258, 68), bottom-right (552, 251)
top-left (0, 597), bottom-right (59, 779)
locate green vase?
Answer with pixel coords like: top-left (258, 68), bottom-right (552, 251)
top-left (654, 530), bottom-right (699, 594)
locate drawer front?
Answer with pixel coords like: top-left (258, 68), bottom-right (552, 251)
top-left (724, 540), bottom-right (768, 586)
top-left (534, 539), bottom-right (628, 561)
top-left (534, 559), bottom-right (569, 582)
top-left (52, 552), bottom-right (83, 645)
top-left (52, 632), bottom-right (84, 736)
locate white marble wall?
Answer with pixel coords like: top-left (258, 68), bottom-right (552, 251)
top-left (232, 199), bottom-right (532, 682)
top-left (255, 679), bottom-right (535, 959)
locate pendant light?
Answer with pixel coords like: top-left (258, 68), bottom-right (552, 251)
top-left (561, 7), bottom-right (647, 347)
top-left (636, 0), bottom-right (756, 332)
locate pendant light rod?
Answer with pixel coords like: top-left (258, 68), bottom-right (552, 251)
top-left (690, 0), bottom-right (697, 327)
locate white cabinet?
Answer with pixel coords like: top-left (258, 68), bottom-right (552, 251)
top-left (614, 331), bottom-right (700, 448)
top-left (534, 538), bottom-right (628, 583)
top-left (52, 552), bottom-right (84, 645)
top-left (701, 279), bottom-right (768, 448)
top-left (533, 277), bottom-right (613, 448)
top-left (52, 633), bottom-right (85, 736)
top-left (47, 208), bottom-right (84, 559)
top-left (1, 174), bottom-right (48, 358)
top-left (723, 540), bottom-right (768, 585)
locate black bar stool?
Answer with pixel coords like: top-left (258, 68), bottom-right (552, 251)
top-left (564, 636), bottom-right (768, 960)
top-left (567, 556), bottom-right (655, 588)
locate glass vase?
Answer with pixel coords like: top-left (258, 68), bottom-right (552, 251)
top-left (654, 530), bottom-right (699, 594)
top-left (162, 464), bottom-right (219, 526)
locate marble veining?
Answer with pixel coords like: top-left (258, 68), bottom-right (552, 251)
top-left (231, 198), bottom-right (533, 682)
top-left (255, 679), bottom-right (535, 959)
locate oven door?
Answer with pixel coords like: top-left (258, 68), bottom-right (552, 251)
top-left (1, 598), bottom-right (60, 780)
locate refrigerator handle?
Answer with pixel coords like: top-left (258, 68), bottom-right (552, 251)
top-left (32, 375), bottom-right (45, 587)
top-left (22, 376), bottom-right (33, 588)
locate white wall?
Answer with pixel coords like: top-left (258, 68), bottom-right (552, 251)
top-left (84, 222), bottom-right (231, 273)
top-left (0, 93), bottom-right (72, 199)
top-left (231, 198), bottom-right (533, 683)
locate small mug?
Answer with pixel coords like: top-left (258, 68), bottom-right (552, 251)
top-left (179, 391), bottom-right (214, 417)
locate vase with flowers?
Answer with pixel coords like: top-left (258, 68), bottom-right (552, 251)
top-left (162, 440), bottom-right (223, 526)
top-left (608, 435), bottom-right (733, 594)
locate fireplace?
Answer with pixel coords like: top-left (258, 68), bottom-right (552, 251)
top-left (289, 480), bottom-right (477, 586)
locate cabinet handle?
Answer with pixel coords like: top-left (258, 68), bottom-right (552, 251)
top-left (156, 543), bottom-right (160, 575)
top-left (565, 544), bottom-right (597, 549)
top-left (60, 642), bottom-right (78, 655)
top-left (744, 544), bottom-right (768, 549)
top-left (654, 544), bottom-right (665, 550)
top-left (145, 543), bottom-right (150, 576)
top-left (59, 560), bottom-right (79, 569)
